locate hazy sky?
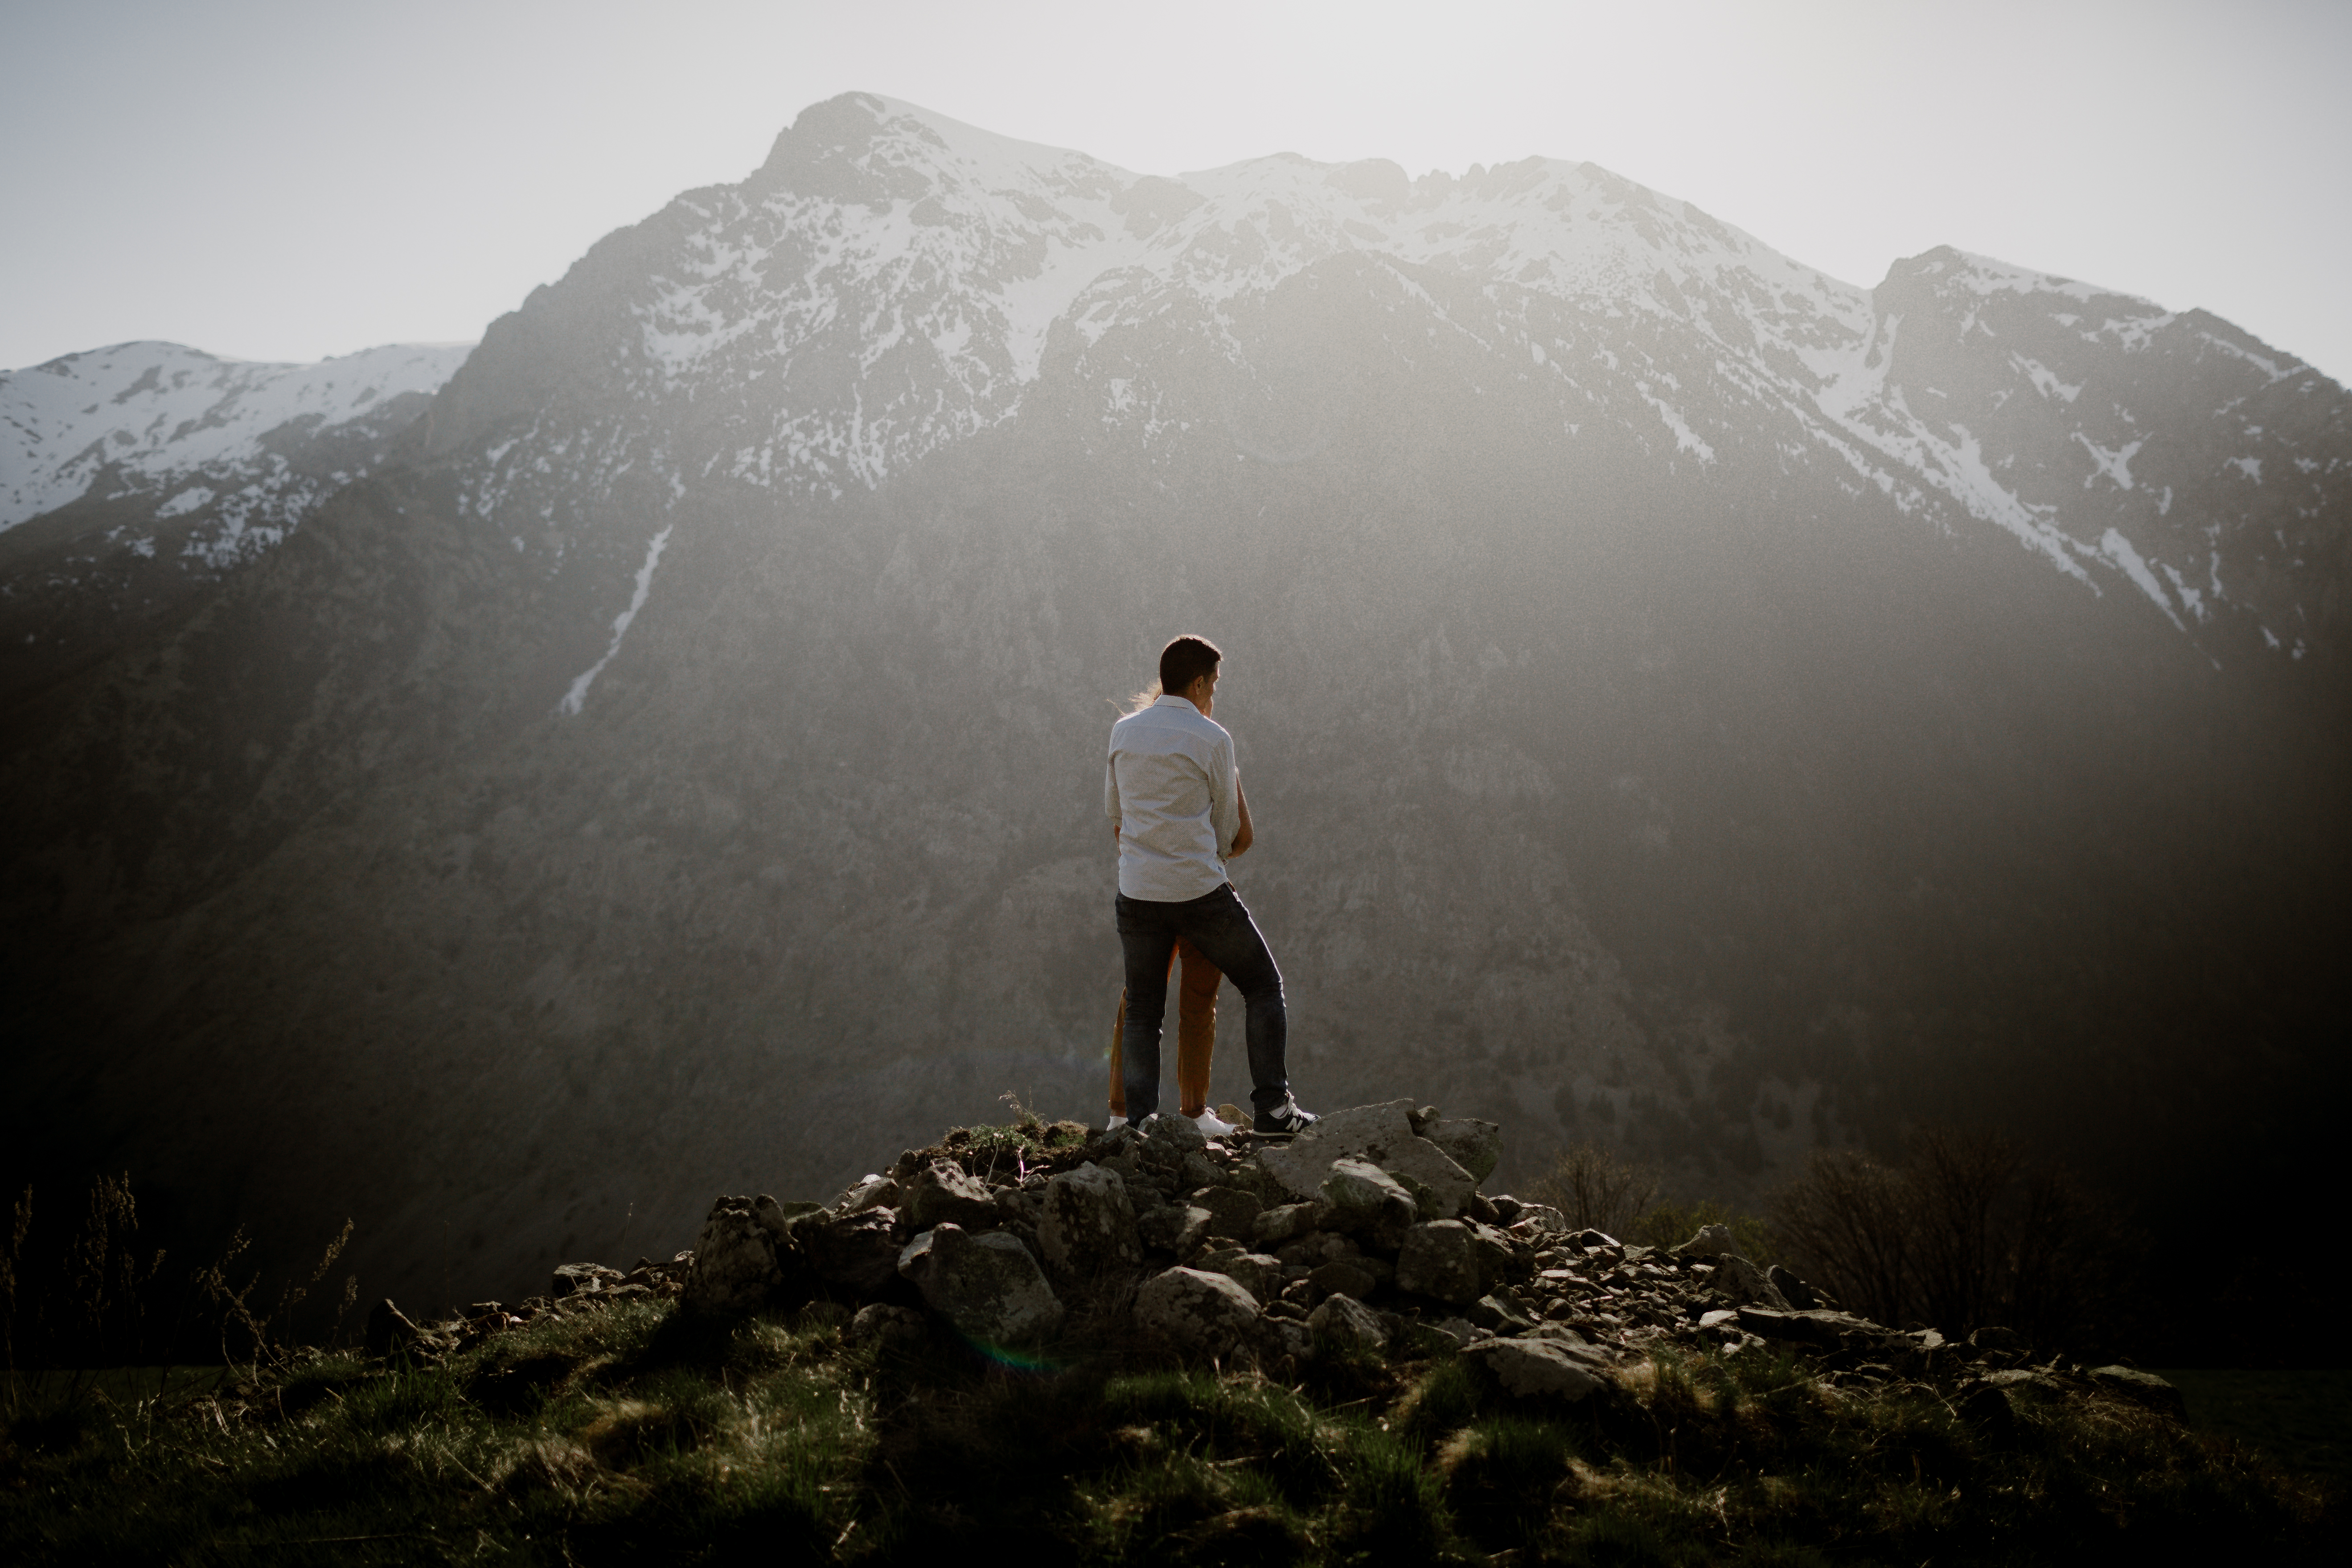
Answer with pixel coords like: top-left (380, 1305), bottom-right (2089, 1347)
top-left (4, 0), bottom-right (2348, 381)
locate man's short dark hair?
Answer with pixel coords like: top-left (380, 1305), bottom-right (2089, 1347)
top-left (1158, 635), bottom-right (1222, 697)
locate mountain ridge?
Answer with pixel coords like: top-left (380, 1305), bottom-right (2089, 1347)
top-left (1, 94), bottom-right (2343, 1333)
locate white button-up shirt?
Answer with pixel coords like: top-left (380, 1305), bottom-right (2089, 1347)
top-left (1105, 695), bottom-right (1241, 902)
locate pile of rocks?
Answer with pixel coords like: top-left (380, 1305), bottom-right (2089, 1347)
top-left (387, 1100), bottom-right (2181, 1424)
top-left (364, 1252), bottom-right (691, 1356)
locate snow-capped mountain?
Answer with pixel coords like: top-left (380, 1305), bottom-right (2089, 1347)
top-left (430, 94), bottom-right (2336, 676)
top-left (0, 340), bottom-right (468, 698)
top-left (4, 94), bottom-right (2343, 1317)
top-left (2, 340), bottom-right (469, 547)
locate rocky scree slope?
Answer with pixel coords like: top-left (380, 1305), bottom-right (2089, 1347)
top-left (4, 94), bottom-right (2346, 1325)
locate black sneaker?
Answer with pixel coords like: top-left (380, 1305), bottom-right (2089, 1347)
top-left (1254, 1097), bottom-right (1318, 1136)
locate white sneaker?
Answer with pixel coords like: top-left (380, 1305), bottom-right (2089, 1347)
top-left (1104, 1115), bottom-right (1128, 1133)
top-left (1192, 1109), bottom-right (1238, 1137)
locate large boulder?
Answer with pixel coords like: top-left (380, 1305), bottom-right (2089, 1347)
top-left (1307, 1293), bottom-right (1389, 1355)
top-left (1135, 1266), bottom-right (1261, 1354)
top-left (1468, 1337), bottom-right (1614, 1401)
top-left (1396, 1219), bottom-right (1516, 1305)
top-left (1319, 1158), bottom-right (1418, 1236)
top-left (1707, 1254), bottom-right (1791, 1310)
top-left (682, 1195), bottom-right (784, 1314)
top-left (1766, 1264), bottom-right (1823, 1309)
top-left (799, 1207), bottom-right (906, 1295)
top-left (2089, 1366), bottom-right (2187, 1419)
top-left (897, 1224), bottom-right (1064, 1345)
top-left (903, 1159), bottom-right (1000, 1230)
top-left (1189, 1185), bottom-right (1264, 1241)
top-left (1256, 1100), bottom-right (1479, 1216)
top-left (1036, 1163), bottom-right (1141, 1272)
top-left (1421, 1117), bottom-right (1501, 1184)
top-left (1193, 1246), bottom-right (1284, 1302)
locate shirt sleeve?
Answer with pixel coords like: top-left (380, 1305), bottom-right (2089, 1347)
top-left (1208, 734), bottom-right (1240, 859)
top-left (1104, 750), bottom-right (1122, 823)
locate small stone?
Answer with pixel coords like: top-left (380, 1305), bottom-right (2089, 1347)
top-left (1468, 1289), bottom-right (1536, 1333)
top-left (1137, 1112), bottom-right (1208, 1151)
top-left (1432, 1317), bottom-right (1481, 1347)
top-left (1135, 1266), bottom-right (1262, 1354)
top-left (1468, 1337), bottom-right (1613, 1401)
top-left (1194, 1247), bottom-right (1285, 1302)
top-left (1307, 1292), bottom-right (1389, 1354)
top-left (1036, 1162), bottom-right (1141, 1273)
top-left (903, 1160), bottom-right (1000, 1230)
top-left (1508, 1203), bottom-right (1568, 1238)
top-left (551, 1262), bottom-right (623, 1298)
top-left (1252, 1201), bottom-right (1327, 1248)
top-left (1734, 1307), bottom-right (1843, 1352)
top-left (2088, 1365), bottom-right (2186, 1419)
top-left (897, 1224), bottom-right (1063, 1344)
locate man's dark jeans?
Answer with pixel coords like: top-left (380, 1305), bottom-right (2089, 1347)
top-left (1116, 883), bottom-right (1289, 1121)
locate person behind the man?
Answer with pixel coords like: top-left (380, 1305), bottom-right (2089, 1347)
top-left (1105, 635), bottom-right (1315, 1134)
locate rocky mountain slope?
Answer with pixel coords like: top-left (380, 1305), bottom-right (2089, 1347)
top-left (0, 341), bottom-right (469, 701)
top-left (2, 94), bottom-right (2343, 1322)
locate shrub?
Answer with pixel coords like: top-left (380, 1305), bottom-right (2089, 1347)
top-left (1771, 1126), bottom-right (2133, 1351)
top-left (1528, 1143), bottom-right (1659, 1238)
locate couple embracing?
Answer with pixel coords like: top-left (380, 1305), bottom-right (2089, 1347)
top-left (1102, 636), bottom-right (1316, 1138)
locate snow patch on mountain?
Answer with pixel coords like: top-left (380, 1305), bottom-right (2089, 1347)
top-left (1, 341), bottom-right (472, 534)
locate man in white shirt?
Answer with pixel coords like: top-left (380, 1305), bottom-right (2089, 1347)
top-left (1105, 635), bottom-right (1317, 1134)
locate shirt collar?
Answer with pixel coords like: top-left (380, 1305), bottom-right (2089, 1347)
top-left (1151, 694), bottom-right (1200, 714)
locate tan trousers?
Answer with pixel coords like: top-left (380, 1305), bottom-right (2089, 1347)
top-left (1108, 936), bottom-right (1220, 1118)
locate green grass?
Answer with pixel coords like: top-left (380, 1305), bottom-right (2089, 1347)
top-left (2, 1304), bottom-right (2336, 1565)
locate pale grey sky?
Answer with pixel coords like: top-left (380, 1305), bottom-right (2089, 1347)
top-left (4, 0), bottom-right (2348, 381)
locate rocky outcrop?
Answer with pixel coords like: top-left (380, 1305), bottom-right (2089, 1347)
top-left (682, 1195), bottom-right (786, 1314)
top-left (362, 1102), bottom-right (2189, 1446)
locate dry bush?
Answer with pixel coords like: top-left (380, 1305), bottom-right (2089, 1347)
top-left (1772, 1126), bottom-right (2131, 1352)
top-left (1528, 1144), bottom-right (1659, 1238)
top-left (3, 1174), bottom-right (357, 1387)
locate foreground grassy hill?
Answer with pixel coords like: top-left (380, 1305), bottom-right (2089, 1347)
top-left (4, 1289), bottom-right (2334, 1565)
